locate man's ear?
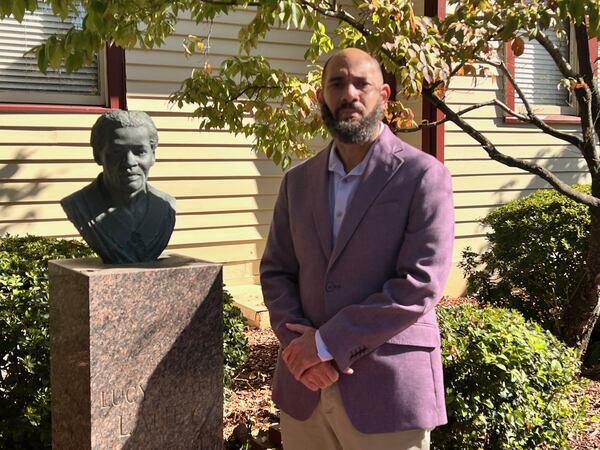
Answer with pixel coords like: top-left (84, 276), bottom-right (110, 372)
top-left (380, 83), bottom-right (391, 103)
top-left (316, 87), bottom-right (323, 103)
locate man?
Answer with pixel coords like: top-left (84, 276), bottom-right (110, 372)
top-left (260, 48), bottom-right (454, 449)
top-left (61, 110), bottom-right (176, 264)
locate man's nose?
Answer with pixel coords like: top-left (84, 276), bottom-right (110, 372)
top-left (341, 83), bottom-right (360, 103)
top-left (122, 150), bottom-right (137, 167)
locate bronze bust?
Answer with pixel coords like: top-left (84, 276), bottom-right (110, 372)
top-left (61, 111), bottom-right (176, 264)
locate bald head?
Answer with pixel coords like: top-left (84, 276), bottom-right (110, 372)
top-left (322, 48), bottom-right (384, 88)
top-left (318, 48), bottom-right (390, 145)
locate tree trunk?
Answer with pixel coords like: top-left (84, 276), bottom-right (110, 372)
top-left (562, 206), bottom-right (600, 354)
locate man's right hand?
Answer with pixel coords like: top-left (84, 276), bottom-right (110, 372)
top-left (299, 361), bottom-right (340, 392)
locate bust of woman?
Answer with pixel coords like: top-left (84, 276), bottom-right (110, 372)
top-left (61, 111), bottom-right (176, 264)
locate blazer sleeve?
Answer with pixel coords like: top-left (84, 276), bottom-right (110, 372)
top-left (318, 162), bottom-right (455, 372)
top-left (260, 172), bottom-right (312, 347)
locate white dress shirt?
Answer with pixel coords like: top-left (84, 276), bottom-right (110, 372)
top-left (315, 125), bottom-right (382, 361)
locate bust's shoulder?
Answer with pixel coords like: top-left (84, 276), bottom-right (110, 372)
top-left (60, 179), bottom-right (103, 218)
top-left (147, 184), bottom-right (176, 211)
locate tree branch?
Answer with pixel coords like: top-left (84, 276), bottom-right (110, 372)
top-left (424, 90), bottom-right (600, 208)
top-left (298, 0), bottom-right (338, 18)
top-left (573, 23), bottom-right (600, 181)
top-left (395, 98), bottom-right (528, 132)
top-left (536, 24), bottom-right (600, 180)
top-left (532, 27), bottom-right (599, 175)
top-left (534, 29), bottom-right (577, 79)
top-left (228, 84), bottom-right (279, 103)
top-left (478, 57), bottom-right (585, 149)
top-left (480, 57), bottom-right (535, 117)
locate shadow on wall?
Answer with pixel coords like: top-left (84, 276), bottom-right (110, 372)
top-left (0, 149), bottom-right (50, 235)
top-left (496, 145), bottom-right (588, 196)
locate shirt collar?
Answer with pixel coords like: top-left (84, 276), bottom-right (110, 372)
top-left (328, 122), bottom-right (384, 177)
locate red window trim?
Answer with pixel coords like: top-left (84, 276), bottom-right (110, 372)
top-left (422, 0), bottom-right (446, 162)
top-left (503, 37), bottom-right (598, 125)
top-left (0, 45), bottom-right (127, 113)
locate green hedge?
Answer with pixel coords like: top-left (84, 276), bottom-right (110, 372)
top-left (460, 186), bottom-right (590, 338)
top-left (0, 235), bottom-right (95, 449)
top-left (433, 306), bottom-right (587, 450)
top-left (223, 288), bottom-right (248, 386)
top-left (0, 235), bottom-right (247, 449)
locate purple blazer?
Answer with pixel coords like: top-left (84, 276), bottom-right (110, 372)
top-left (260, 125), bottom-right (454, 434)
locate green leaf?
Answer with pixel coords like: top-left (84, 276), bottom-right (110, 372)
top-left (37, 45), bottom-right (49, 74)
top-left (12, 0), bottom-right (25, 21)
top-left (0, 0), bottom-right (15, 18)
top-left (65, 51), bottom-right (83, 73)
top-left (46, 36), bottom-right (63, 69)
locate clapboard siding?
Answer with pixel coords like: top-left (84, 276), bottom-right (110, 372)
top-left (0, 161), bottom-right (283, 179)
top-left (0, 198), bottom-right (275, 221)
top-left (0, 179), bottom-right (281, 202)
top-left (446, 66), bottom-right (589, 294)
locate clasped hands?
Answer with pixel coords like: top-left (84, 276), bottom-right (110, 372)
top-left (282, 323), bottom-right (353, 392)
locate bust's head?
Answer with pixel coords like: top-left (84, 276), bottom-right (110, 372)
top-left (90, 111), bottom-right (159, 201)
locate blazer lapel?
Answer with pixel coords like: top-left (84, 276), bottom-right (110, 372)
top-left (312, 144), bottom-right (333, 259)
top-left (327, 128), bottom-right (404, 271)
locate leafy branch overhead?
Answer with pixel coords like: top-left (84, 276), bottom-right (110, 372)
top-left (3, 1), bottom-right (598, 175)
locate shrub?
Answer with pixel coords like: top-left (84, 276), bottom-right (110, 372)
top-left (460, 186), bottom-right (590, 337)
top-left (0, 235), bottom-right (95, 450)
top-left (223, 288), bottom-right (248, 386)
top-left (432, 305), bottom-right (587, 450)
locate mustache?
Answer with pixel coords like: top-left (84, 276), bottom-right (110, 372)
top-left (335, 101), bottom-right (365, 118)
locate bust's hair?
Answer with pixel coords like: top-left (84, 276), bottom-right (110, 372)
top-left (90, 110), bottom-right (159, 164)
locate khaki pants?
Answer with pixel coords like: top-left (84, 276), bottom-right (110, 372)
top-left (280, 384), bottom-right (430, 450)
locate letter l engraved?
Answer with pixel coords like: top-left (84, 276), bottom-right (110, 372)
top-left (119, 415), bottom-right (131, 438)
top-left (101, 391), bottom-right (111, 408)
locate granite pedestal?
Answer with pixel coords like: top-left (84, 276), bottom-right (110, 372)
top-left (48, 254), bottom-right (223, 450)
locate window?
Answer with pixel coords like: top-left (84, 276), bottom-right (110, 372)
top-left (505, 28), bottom-right (598, 123)
top-left (513, 33), bottom-right (573, 113)
top-left (0, 2), bottom-right (126, 111)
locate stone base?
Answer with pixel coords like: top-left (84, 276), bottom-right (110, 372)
top-left (49, 254), bottom-right (223, 450)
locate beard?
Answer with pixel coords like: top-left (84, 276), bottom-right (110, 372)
top-left (320, 100), bottom-right (383, 144)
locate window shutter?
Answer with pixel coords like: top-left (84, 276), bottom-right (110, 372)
top-left (514, 33), bottom-right (569, 106)
top-left (0, 2), bottom-right (105, 105)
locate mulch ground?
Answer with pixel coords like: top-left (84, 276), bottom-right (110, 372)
top-left (224, 328), bottom-right (279, 443)
top-left (223, 297), bottom-right (600, 449)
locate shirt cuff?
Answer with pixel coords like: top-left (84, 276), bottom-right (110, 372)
top-left (315, 330), bottom-right (334, 361)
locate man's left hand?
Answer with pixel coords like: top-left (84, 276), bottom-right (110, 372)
top-left (282, 323), bottom-right (321, 380)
